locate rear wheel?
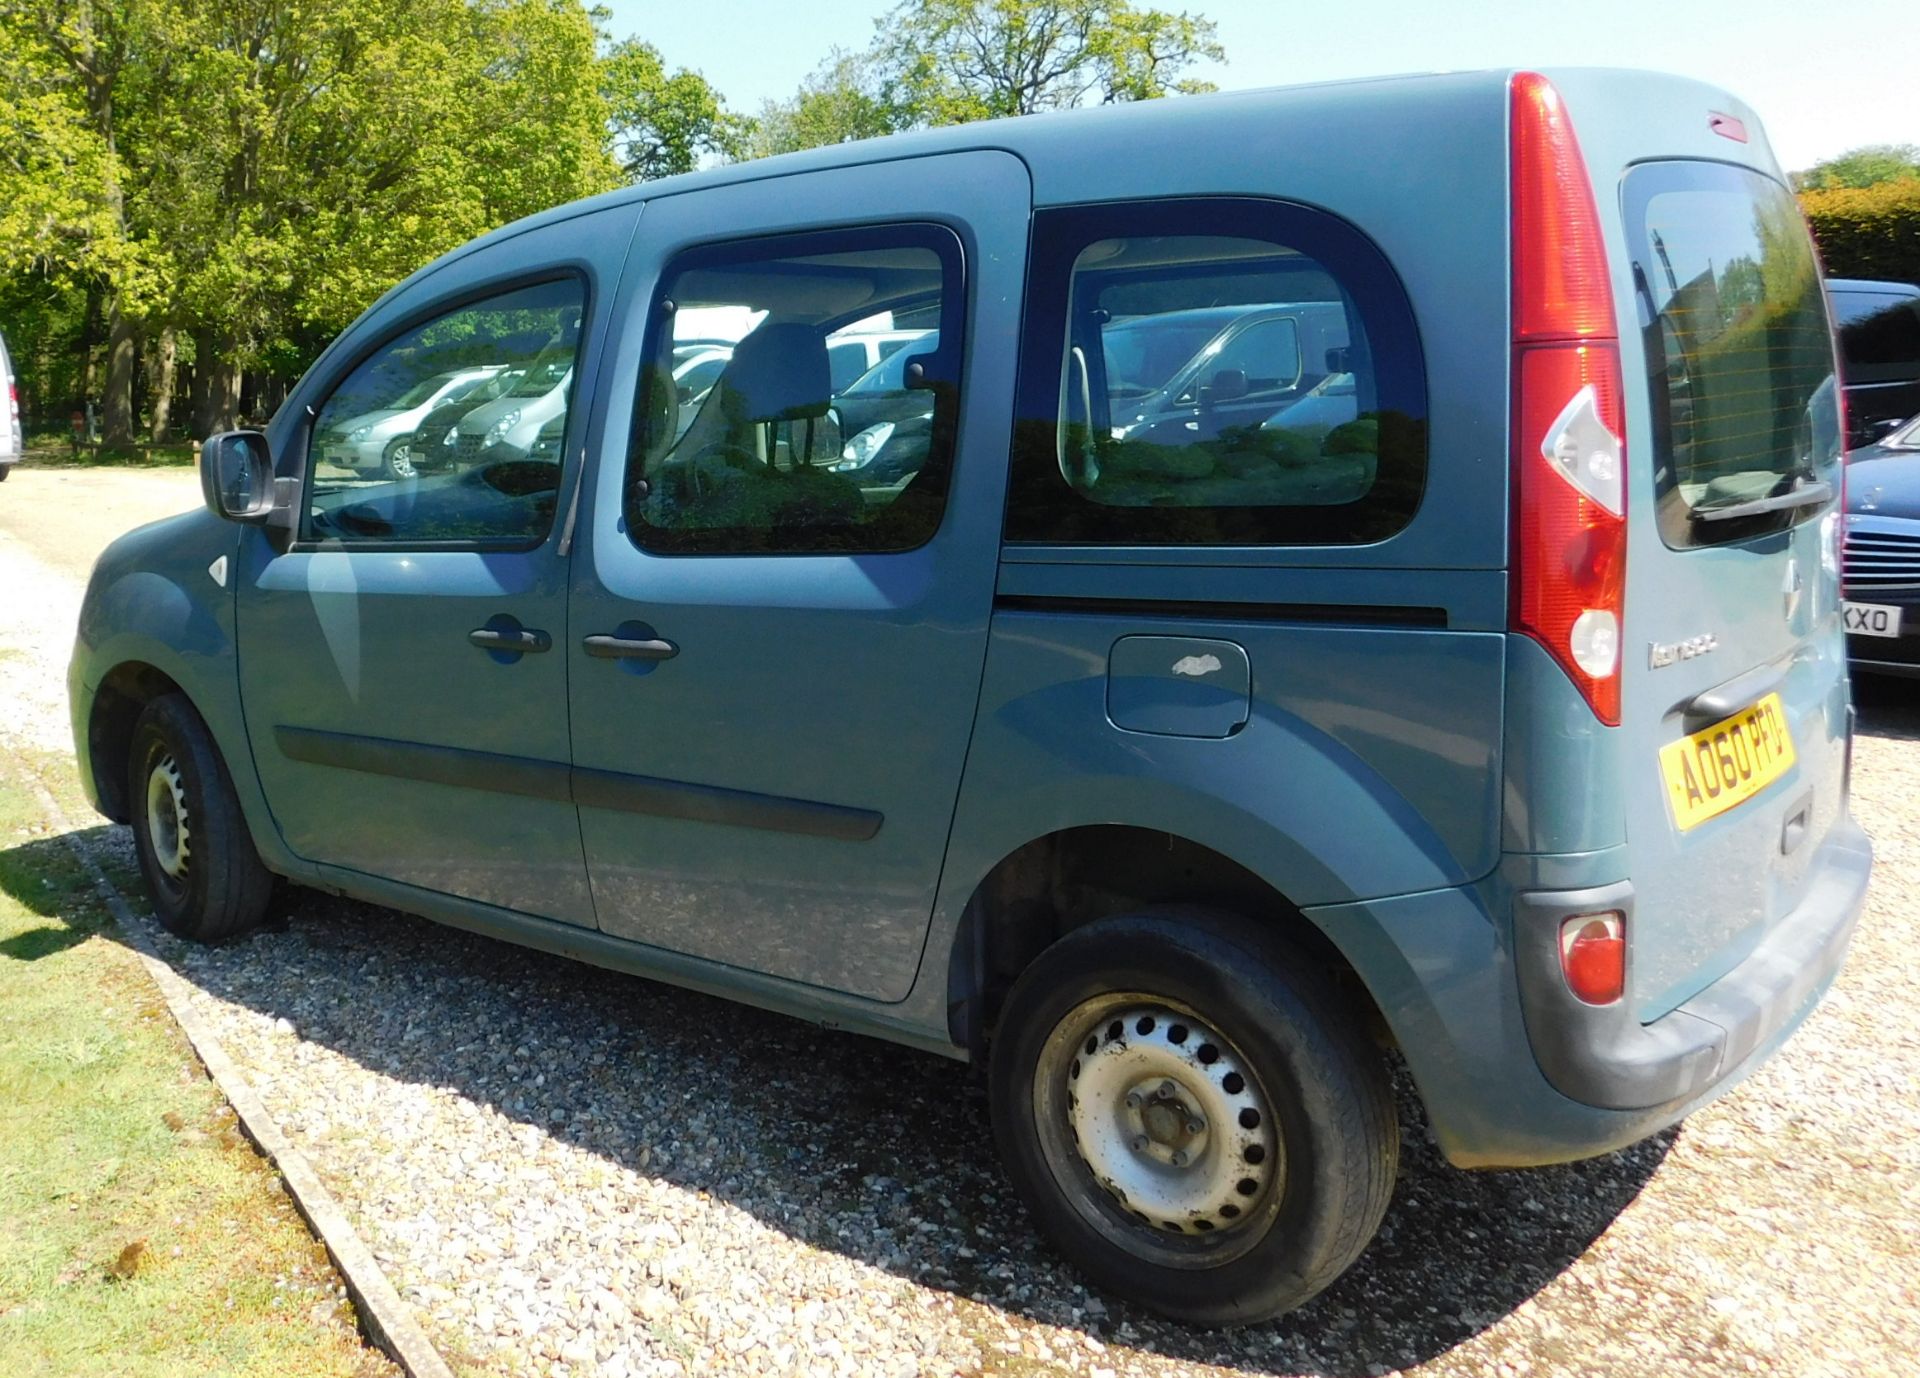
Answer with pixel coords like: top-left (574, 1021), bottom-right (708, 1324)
top-left (127, 694), bottom-right (273, 942)
top-left (989, 909), bottom-right (1397, 1325)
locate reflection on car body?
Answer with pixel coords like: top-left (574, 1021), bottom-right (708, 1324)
top-left (317, 365), bottom-right (504, 480)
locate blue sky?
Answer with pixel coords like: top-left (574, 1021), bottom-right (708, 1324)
top-left (603, 0), bottom-right (1918, 171)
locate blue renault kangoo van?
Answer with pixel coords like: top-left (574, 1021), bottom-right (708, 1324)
top-left (68, 69), bottom-right (1870, 1323)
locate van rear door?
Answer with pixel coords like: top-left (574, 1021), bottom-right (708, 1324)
top-left (1611, 156), bottom-right (1848, 1021)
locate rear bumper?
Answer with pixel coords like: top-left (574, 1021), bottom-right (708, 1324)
top-left (1305, 816), bottom-right (1870, 1169)
top-left (1514, 815), bottom-right (1871, 1112)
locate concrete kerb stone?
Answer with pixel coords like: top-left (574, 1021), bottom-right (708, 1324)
top-left (19, 767), bottom-right (457, 1378)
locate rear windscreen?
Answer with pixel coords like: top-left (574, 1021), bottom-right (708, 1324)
top-left (1625, 162), bottom-right (1841, 548)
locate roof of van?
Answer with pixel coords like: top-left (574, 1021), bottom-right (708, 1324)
top-left (376, 65), bottom-right (1758, 313)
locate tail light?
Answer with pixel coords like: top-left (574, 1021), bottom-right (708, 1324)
top-left (1559, 912), bottom-right (1626, 1005)
top-left (1509, 72), bottom-right (1626, 726)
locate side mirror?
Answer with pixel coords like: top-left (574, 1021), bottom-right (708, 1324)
top-left (1198, 368), bottom-right (1249, 408)
top-left (1325, 346), bottom-right (1352, 374)
top-left (199, 430), bottom-right (275, 522)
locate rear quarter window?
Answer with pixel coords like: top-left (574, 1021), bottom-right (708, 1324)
top-left (1004, 198), bottom-right (1428, 546)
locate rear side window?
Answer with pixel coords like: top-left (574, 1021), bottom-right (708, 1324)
top-left (1625, 162), bottom-right (1842, 549)
top-left (626, 224), bottom-right (964, 556)
top-left (1832, 290), bottom-right (1920, 380)
top-left (1005, 198), bottom-right (1427, 546)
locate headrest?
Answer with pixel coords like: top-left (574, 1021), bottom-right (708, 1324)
top-left (722, 323), bottom-right (831, 423)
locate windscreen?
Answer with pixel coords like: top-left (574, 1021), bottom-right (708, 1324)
top-left (1626, 162), bottom-right (1841, 548)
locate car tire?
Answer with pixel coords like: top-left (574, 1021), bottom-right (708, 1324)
top-left (0, 464), bottom-right (11, 481)
top-left (381, 437), bottom-right (417, 480)
top-left (989, 908), bottom-right (1397, 1326)
top-left (127, 693), bottom-right (274, 942)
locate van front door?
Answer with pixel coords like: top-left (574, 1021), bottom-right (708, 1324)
top-left (568, 151), bottom-right (1031, 1002)
top-left (237, 220), bottom-right (627, 928)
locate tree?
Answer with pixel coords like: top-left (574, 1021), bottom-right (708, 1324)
top-left (0, 0), bottom-right (161, 447)
top-left (0, 0), bottom-right (746, 440)
top-left (602, 37), bottom-right (748, 180)
top-left (1801, 179), bottom-right (1920, 286)
top-left (876, 0), bottom-right (1223, 124)
top-left (749, 50), bottom-right (906, 159)
top-left (1796, 144), bottom-right (1920, 192)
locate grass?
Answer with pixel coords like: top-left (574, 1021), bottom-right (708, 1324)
top-left (17, 436), bottom-right (198, 470)
top-left (0, 756), bottom-right (392, 1378)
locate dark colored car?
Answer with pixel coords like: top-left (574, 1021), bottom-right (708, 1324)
top-left (1842, 411), bottom-right (1920, 673)
top-left (827, 330), bottom-right (938, 483)
top-left (408, 366), bottom-right (526, 473)
top-left (1829, 278), bottom-right (1920, 448)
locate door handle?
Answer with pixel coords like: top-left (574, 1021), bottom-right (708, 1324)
top-left (583, 633), bottom-right (679, 662)
top-left (469, 627), bottom-right (552, 653)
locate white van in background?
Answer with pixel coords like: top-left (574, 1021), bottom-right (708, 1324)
top-left (0, 328), bottom-right (20, 480)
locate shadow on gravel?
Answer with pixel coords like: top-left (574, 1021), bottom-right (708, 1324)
top-left (44, 821), bottom-right (1669, 1377)
top-left (1852, 673), bottom-right (1920, 742)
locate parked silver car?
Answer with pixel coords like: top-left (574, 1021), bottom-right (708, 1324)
top-left (316, 365), bottom-right (504, 479)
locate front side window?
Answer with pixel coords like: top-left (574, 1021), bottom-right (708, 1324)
top-left (1005, 199), bottom-right (1428, 546)
top-left (304, 278), bottom-right (585, 545)
top-left (1626, 163), bottom-right (1841, 548)
top-left (627, 224), bottom-right (964, 556)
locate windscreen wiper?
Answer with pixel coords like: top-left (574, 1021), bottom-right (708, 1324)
top-left (1692, 475), bottom-right (1833, 524)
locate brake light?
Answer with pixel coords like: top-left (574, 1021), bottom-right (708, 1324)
top-left (1510, 71), bottom-right (1626, 726)
top-left (1559, 912), bottom-right (1626, 1005)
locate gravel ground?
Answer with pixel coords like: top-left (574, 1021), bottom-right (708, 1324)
top-left (3, 482), bottom-right (1917, 1377)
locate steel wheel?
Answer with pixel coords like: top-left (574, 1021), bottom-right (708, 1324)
top-left (144, 753), bottom-right (192, 889)
top-left (1035, 993), bottom-right (1282, 1266)
top-left (126, 694), bottom-right (274, 942)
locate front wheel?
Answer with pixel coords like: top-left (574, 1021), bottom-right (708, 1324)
top-left (381, 436), bottom-right (417, 480)
top-left (989, 910), bottom-right (1398, 1326)
top-left (127, 694), bottom-right (274, 942)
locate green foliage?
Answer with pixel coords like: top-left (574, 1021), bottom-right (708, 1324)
top-left (0, 0), bottom-right (745, 424)
top-left (0, 39), bottom-right (126, 282)
top-left (1800, 180), bottom-right (1920, 286)
top-left (1796, 143), bottom-right (1920, 192)
top-left (754, 0), bottom-right (1224, 156)
top-left (750, 50), bottom-right (907, 159)
top-left (603, 37), bottom-right (749, 180)
top-left (878, 0), bottom-right (1223, 123)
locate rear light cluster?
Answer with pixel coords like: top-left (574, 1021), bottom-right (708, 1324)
top-left (1509, 72), bottom-right (1627, 726)
top-left (1559, 911), bottom-right (1626, 1005)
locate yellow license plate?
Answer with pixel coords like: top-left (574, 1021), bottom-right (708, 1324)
top-left (1658, 692), bottom-right (1796, 831)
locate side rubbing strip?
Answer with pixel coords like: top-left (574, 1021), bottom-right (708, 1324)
top-left (272, 727), bottom-right (882, 842)
top-left (571, 768), bottom-right (882, 842)
top-left (274, 727), bottom-right (572, 802)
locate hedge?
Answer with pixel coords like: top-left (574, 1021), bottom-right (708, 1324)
top-left (1800, 178), bottom-right (1920, 286)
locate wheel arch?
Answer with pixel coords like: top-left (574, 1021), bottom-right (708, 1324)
top-left (944, 824), bottom-right (1395, 1062)
top-left (86, 660), bottom-right (191, 822)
